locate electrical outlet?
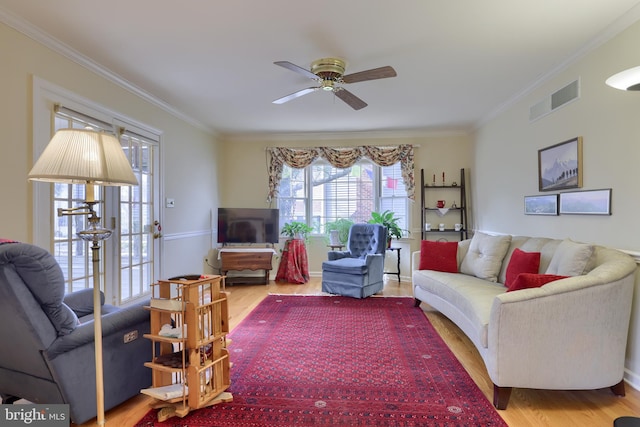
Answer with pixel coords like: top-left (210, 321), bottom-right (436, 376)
top-left (166, 198), bottom-right (175, 208)
top-left (123, 330), bottom-right (138, 343)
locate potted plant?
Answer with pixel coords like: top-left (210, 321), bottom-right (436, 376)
top-left (368, 210), bottom-right (407, 246)
top-left (281, 221), bottom-right (314, 241)
top-left (325, 218), bottom-right (354, 246)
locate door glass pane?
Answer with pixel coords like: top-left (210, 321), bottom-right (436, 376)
top-left (119, 132), bottom-right (155, 303)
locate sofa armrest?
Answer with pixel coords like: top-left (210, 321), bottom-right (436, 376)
top-left (63, 289), bottom-right (104, 317)
top-left (45, 299), bottom-right (150, 359)
top-left (365, 253), bottom-right (385, 279)
top-left (486, 273), bottom-right (634, 389)
top-left (328, 251), bottom-right (351, 261)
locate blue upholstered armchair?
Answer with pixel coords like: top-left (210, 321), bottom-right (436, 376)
top-left (0, 242), bottom-right (151, 425)
top-left (321, 224), bottom-right (387, 298)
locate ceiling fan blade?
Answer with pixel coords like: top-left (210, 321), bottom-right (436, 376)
top-left (335, 88), bottom-right (368, 110)
top-left (274, 61), bottom-right (318, 80)
top-left (342, 66), bottom-right (397, 84)
top-left (272, 87), bottom-right (318, 104)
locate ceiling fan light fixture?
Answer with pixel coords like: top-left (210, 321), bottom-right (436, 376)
top-left (606, 66), bottom-right (640, 91)
top-left (321, 80), bottom-right (335, 91)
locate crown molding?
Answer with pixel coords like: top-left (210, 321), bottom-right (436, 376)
top-left (0, 6), bottom-right (215, 135)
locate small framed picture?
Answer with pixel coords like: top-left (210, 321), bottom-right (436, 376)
top-left (538, 137), bottom-right (583, 192)
top-left (524, 194), bottom-right (559, 215)
top-left (559, 189), bottom-right (612, 215)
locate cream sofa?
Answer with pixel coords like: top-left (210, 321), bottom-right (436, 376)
top-left (411, 232), bottom-right (637, 409)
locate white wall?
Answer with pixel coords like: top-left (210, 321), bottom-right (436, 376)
top-left (473, 19), bottom-right (640, 389)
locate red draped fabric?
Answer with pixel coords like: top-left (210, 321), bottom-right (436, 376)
top-left (275, 239), bottom-right (309, 284)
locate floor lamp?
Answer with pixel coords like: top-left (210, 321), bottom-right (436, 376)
top-left (28, 128), bottom-right (138, 426)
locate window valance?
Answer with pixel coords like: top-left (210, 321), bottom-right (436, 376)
top-left (267, 144), bottom-right (415, 201)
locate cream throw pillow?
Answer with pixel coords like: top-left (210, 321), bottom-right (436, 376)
top-left (460, 232), bottom-right (512, 282)
top-left (545, 239), bottom-right (595, 276)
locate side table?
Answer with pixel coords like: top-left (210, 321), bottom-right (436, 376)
top-left (384, 247), bottom-right (401, 282)
top-left (276, 239), bottom-right (309, 284)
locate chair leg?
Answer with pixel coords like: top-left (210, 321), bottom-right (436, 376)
top-left (493, 384), bottom-right (512, 409)
top-left (1, 394), bottom-right (20, 404)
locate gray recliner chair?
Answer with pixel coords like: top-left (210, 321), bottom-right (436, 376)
top-left (0, 241), bottom-right (151, 425)
top-left (321, 224), bottom-right (387, 298)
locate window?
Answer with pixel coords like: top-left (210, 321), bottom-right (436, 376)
top-left (278, 160), bottom-right (408, 235)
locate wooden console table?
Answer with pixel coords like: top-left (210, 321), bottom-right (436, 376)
top-left (219, 248), bottom-right (276, 285)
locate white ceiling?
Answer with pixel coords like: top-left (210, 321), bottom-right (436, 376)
top-left (2, 1), bottom-right (640, 137)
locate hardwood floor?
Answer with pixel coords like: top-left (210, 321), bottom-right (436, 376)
top-left (76, 277), bottom-right (640, 426)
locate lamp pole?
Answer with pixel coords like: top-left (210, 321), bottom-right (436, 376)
top-left (64, 200), bottom-right (111, 426)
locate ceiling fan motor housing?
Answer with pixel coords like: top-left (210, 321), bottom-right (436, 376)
top-left (311, 58), bottom-right (346, 80)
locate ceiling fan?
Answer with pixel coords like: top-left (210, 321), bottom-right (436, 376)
top-left (272, 58), bottom-right (397, 110)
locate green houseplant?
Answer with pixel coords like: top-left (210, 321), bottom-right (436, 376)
top-left (281, 221), bottom-right (314, 241)
top-left (325, 218), bottom-right (354, 245)
top-left (368, 210), bottom-right (407, 245)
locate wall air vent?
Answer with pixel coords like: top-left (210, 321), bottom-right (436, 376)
top-left (529, 78), bottom-right (580, 122)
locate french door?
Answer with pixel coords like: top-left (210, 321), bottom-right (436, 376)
top-left (51, 110), bottom-right (160, 305)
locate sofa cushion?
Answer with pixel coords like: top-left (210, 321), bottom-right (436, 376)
top-left (507, 273), bottom-right (569, 292)
top-left (418, 240), bottom-right (458, 272)
top-left (505, 248), bottom-right (541, 289)
top-left (460, 232), bottom-right (512, 282)
top-left (545, 239), bottom-right (595, 276)
top-left (413, 269), bottom-right (506, 348)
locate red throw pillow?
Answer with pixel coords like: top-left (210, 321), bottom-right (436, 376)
top-left (507, 273), bottom-right (569, 292)
top-left (419, 240), bottom-right (458, 273)
top-left (505, 248), bottom-right (541, 289)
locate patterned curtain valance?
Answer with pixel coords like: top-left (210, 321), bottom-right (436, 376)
top-left (267, 145), bottom-right (415, 201)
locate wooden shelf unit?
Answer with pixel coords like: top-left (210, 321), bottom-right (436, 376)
top-left (143, 275), bottom-right (232, 421)
top-left (420, 168), bottom-right (468, 241)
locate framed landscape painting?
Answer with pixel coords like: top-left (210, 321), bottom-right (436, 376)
top-left (538, 137), bottom-right (583, 192)
top-left (559, 189), bottom-right (612, 215)
top-left (524, 194), bottom-right (559, 215)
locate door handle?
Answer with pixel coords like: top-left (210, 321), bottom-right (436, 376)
top-left (153, 220), bottom-right (162, 239)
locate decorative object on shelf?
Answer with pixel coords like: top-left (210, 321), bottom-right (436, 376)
top-left (538, 137), bottom-right (583, 192)
top-left (281, 221), bottom-right (314, 241)
top-left (368, 210), bottom-right (407, 246)
top-left (455, 223), bottom-right (463, 231)
top-left (524, 194), bottom-right (559, 215)
top-left (28, 128), bottom-right (138, 426)
top-left (425, 223), bottom-right (431, 231)
top-left (436, 208), bottom-right (449, 216)
top-left (439, 223), bottom-right (445, 231)
top-left (436, 200), bottom-right (446, 208)
top-left (325, 218), bottom-right (354, 245)
top-left (559, 188), bottom-right (612, 215)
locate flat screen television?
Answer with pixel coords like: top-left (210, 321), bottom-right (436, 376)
top-left (217, 208), bottom-right (280, 244)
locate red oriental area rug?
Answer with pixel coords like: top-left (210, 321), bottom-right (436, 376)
top-left (135, 295), bottom-right (507, 427)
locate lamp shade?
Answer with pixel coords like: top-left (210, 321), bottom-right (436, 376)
top-left (28, 128), bottom-right (138, 186)
top-left (605, 66), bottom-right (640, 91)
